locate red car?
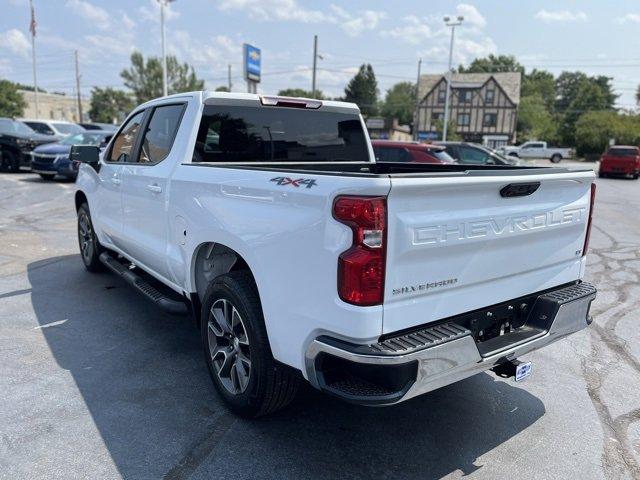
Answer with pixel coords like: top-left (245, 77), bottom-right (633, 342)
top-left (371, 140), bottom-right (456, 164)
top-left (599, 146), bottom-right (640, 179)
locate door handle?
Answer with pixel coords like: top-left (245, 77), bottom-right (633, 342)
top-left (146, 184), bottom-right (162, 193)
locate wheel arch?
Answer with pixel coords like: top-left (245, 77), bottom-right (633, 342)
top-left (75, 190), bottom-right (88, 211)
top-left (190, 242), bottom-right (259, 327)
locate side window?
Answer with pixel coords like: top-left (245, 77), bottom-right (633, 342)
top-left (458, 146), bottom-right (490, 164)
top-left (138, 104), bottom-right (185, 164)
top-left (28, 122), bottom-right (54, 135)
top-left (444, 145), bottom-right (459, 160)
top-left (109, 111), bottom-right (145, 162)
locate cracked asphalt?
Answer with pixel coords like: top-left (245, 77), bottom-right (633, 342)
top-left (1, 162), bottom-right (639, 480)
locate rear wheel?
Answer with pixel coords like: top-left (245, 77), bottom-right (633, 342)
top-left (201, 271), bottom-right (300, 417)
top-left (598, 172), bottom-right (607, 178)
top-left (550, 154), bottom-right (562, 163)
top-left (39, 173), bottom-right (55, 181)
top-left (77, 203), bottom-right (104, 272)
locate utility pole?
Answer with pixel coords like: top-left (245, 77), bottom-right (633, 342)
top-left (228, 64), bottom-right (232, 92)
top-left (74, 50), bottom-right (82, 122)
top-left (159, 0), bottom-right (175, 97)
top-left (311, 35), bottom-right (318, 98)
top-left (29, 0), bottom-right (39, 117)
top-left (413, 58), bottom-right (422, 141)
top-left (442, 15), bottom-right (464, 141)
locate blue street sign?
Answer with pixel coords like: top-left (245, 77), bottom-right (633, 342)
top-left (244, 44), bottom-right (261, 83)
top-left (418, 131), bottom-right (439, 141)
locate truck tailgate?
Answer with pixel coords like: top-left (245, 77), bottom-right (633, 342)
top-left (383, 170), bottom-right (594, 334)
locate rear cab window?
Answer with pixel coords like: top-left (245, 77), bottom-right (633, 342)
top-left (607, 147), bottom-right (638, 157)
top-left (192, 105), bottom-right (369, 163)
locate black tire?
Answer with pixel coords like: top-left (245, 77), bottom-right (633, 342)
top-left (77, 203), bottom-right (104, 272)
top-left (598, 172), bottom-right (606, 178)
top-left (1, 150), bottom-right (19, 172)
top-left (550, 154), bottom-right (562, 163)
top-left (39, 173), bottom-right (55, 181)
top-left (201, 271), bottom-right (300, 418)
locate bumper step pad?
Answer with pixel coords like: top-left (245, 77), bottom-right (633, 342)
top-left (373, 322), bottom-right (471, 355)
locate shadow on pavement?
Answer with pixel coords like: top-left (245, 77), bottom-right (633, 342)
top-left (29, 255), bottom-right (545, 480)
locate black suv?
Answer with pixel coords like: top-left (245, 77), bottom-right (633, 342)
top-left (0, 118), bottom-right (56, 172)
top-left (435, 141), bottom-right (519, 166)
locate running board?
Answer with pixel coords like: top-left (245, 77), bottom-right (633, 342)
top-left (99, 252), bottom-right (188, 315)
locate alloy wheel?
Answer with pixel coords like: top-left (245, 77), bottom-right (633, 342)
top-left (78, 212), bottom-right (94, 262)
top-left (207, 298), bottom-right (252, 395)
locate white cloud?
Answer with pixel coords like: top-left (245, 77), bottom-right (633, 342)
top-left (534, 9), bottom-right (587, 23)
top-left (338, 10), bottom-right (386, 37)
top-left (380, 4), bottom-right (496, 66)
top-left (616, 13), bottom-right (640, 24)
top-left (65, 0), bottom-right (111, 30)
top-left (84, 34), bottom-right (134, 56)
top-left (121, 12), bottom-right (136, 30)
top-left (216, 0), bottom-right (384, 36)
top-left (138, 0), bottom-right (180, 23)
top-left (217, 0), bottom-right (330, 23)
top-left (0, 29), bottom-right (30, 59)
top-left (456, 4), bottom-right (486, 28)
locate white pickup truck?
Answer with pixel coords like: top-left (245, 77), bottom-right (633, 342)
top-left (500, 141), bottom-right (573, 163)
top-left (72, 91), bottom-right (597, 417)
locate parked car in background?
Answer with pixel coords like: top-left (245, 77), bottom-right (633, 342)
top-left (0, 118), bottom-right (57, 172)
top-left (435, 141), bottom-right (514, 166)
top-left (78, 122), bottom-right (118, 132)
top-left (499, 141), bottom-right (573, 163)
top-left (21, 119), bottom-right (85, 139)
top-left (372, 140), bottom-right (456, 164)
top-left (599, 146), bottom-right (640, 179)
top-left (31, 130), bottom-right (114, 180)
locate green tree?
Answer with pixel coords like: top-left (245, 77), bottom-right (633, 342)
top-left (120, 51), bottom-right (204, 103)
top-left (0, 80), bottom-right (27, 118)
top-left (277, 88), bottom-right (325, 99)
top-left (517, 94), bottom-right (558, 142)
top-left (215, 86), bottom-right (230, 92)
top-left (88, 87), bottom-right (134, 124)
top-left (434, 119), bottom-right (462, 141)
top-left (574, 111), bottom-right (640, 155)
top-left (344, 64), bottom-right (379, 116)
top-left (636, 84), bottom-right (640, 105)
top-left (381, 81), bottom-right (415, 126)
top-left (522, 69), bottom-right (555, 111)
top-left (458, 54), bottom-right (524, 73)
top-left (560, 81), bottom-right (610, 146)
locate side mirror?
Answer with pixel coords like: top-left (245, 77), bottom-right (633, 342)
top-left (70, 145), bottom-right (100, 171)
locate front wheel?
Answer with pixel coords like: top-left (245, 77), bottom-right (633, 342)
top-left (550, 154), bottom-right (562, 163)
top-left (1, 150), bottom-right (19, 172)
top-left (77, 203), bottom-right (104, 272)
top-left (201, 271), bottom-right (300, 417)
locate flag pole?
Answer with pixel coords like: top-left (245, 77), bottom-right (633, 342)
top-left (29, 0), bottom-right (39, 118)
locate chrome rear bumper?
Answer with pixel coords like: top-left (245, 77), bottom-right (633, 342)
top-left (305, 282), bottom-right (596, 405)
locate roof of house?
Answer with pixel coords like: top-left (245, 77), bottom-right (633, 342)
top-left (418, 72), bottom-right (522, 105)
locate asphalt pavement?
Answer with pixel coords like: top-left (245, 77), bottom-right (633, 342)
top-left (1, 161), bottom-right (639, 479)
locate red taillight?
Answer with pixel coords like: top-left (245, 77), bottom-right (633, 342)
top-left (333, 196), bottom-right (387, 306)
top-left (582, 183), bottom-right (596, 256)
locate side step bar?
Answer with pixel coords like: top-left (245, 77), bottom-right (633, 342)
top-left (99, 252), bottom-right (188, 315)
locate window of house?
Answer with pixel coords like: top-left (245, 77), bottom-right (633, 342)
top-left (431, 112), bottom-right (444, 124)
top-left (457, 113), bottom-right (470, 126)
top-left (483, 113), bottom-right (497, 127)
top-left (485, 90), bottom-right (495, 104)
top-left (458, 89), bottom-right (473, 103)
top-left (437, 90), bottom-right (446, 104)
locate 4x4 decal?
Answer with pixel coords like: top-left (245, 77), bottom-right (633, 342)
top-left (270, 176), bottom-right (318, 189)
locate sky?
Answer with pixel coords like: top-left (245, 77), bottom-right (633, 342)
top-left (2, 0), bottom-right (640, 108)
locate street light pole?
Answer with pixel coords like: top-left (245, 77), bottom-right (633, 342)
top-left (311, 35), bottom-right (318, 98)
top-left (159, 0), bottom-right (175, 97)
top-left (442, 15), bottom-right (463, 141)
